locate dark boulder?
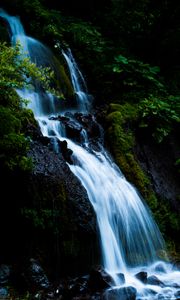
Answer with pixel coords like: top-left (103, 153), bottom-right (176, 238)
top-left (59, 140), bottom-right (73, 164)
top-left (135, 271), bottom-right (147, 283)
top-left (88, 266), bottom-right (114, 291)
top-left (116, 273), bottom-right (125, 284)
top-left (24, 258), bottom-right (50, 291)
top-left (147, 275), bottom-right (164, 287)
top-left (0, 287), bottom-right (8, 297)
top-left (0, 264), bottom-right (11, 286)
top-left (174, 290), bottom-right (180, 299)
top-left (103, 286), bottom-right (137, 300)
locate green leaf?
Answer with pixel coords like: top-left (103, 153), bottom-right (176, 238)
top-left (113, 66), bottom-right (124, 73)
top-left (115, 55), bottom-right (129, 64)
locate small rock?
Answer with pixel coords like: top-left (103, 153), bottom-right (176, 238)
top-left (175, 290), bottom-right (180, 299)
top-left (0, 287), bottom-right (8, 297)
top-left (24, 258), bottom-right (50, 291)
top-left (103, 286), bottom-right (137, 300)
top-left (135, 271), bottom-right (147, 284)
top-left (147, 275), bottom-right (164, 287)
top-left (154, 263), bottom-right (166, 273)
top-left (116, 273), bottom-right (125, 284)
top-left (88, 266), bottom-right (114, 291)
top-left (0, 264), bottom-right (11, 285)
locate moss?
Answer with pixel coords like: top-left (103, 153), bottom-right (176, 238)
top-left (53, 55), bottom-right (74, 98)
top-left (106, 102), bottom-right (151, 198)
top-left (20, 108), bottom-right (38, 129)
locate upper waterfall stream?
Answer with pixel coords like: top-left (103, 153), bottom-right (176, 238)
top-left (0, 9), bottom-right (179, 300)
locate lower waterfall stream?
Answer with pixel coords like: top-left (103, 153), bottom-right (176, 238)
top-left (0, 9), bottom-right (180, 300)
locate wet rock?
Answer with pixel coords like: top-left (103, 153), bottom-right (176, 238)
top-left (90, 292), bottom-right (102, 299)
top-left (26, 122), bottom-right (42, 140)
top-left (172, 260), bottom-right (180, 271)
top-left (64, 112), bottom-right (74, 119)
top-left (135, 130), bottom-right (180, 213)
top-left (28, 140), bottom-right (96, 233)
top-left (175, 290), bottom-right (180, 299)
top-left (74, 113), bottom-right (102, 141)
top-left (147, 275), bottom-right (164, 287)
top-left (103, 286), bottom-right (137, 300)
top-left (154, 263), bottom-right (166, 273)
top-left (49, 115), bottom-right (69, 122)
top-left (116, 273), bottom-right (125, 284)
top-left (62, 119), bottom-right (82, 141)
top-left (64, 276), bottom-right (89, 298)
top-left (59, 140), bottom-right (73, 164)
top-left (0, 287), bottom-right (8, 297)
top-left (24, 258), bottom-right (50, 291)
top-left (0, 111), bottom-right (98, 283)
top-left (54, 275), bottom-right (105, 300)
top-left (0, 173), bottom-right (97, 295)
top-left (135, 271), bottom-right (147, 283)
top-left (40, 136), bottom-right (51, 146)
top-left (88, 266), bottom-right (114, 291)
top-left (0, 264), bottom-right (11, 285)
top-left (157, 288), bottom-right (175, 300)
top-left (141, 287), bottom-right (157, 296)
top-left (171, 283), bottom-right (180, 288)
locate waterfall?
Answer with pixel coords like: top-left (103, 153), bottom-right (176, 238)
top-left (62, 48), bottom-right (92, 112)
top-left (0, 8), bottom-right (29, 55)
top-left (1, 10), bottom-right (180, 300)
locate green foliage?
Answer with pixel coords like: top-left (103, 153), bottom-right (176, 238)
top-left (0, 132), bottom-right (32, 170)
top-left (16, 1), bottom-right (106, 55)
top-left (66, 20), bottom-right (106, 53)
top-left (0, 103), bottom-right (31, 171)
top-left (113, 54), bottom-right (164, 91)
top-left (111, 53), bottom-right (180, 143)
top-left (0, 41), bottom-right (62, 98)
top-left (138, 95), bottom-right (180, 142)
top-left (175, 158), bottom-right (180, 173)
top-left (0, 42), bottom-right (59, 171)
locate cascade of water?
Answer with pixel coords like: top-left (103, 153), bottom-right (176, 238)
top-left (0, 8), bottom-right (29, 55)
top-left (62, 48), bottom-right (92, 112)
top-left (1, 10), bottom-right (179, 299)
top-left (0, 9), bottom-right (62, 117)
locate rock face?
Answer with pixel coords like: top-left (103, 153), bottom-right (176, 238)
top-left (135, 129), bottom-right (180, 212)
top-left (25, 130), bottom-right (98, 277)
top-left (28, 139), bottom-right (96, 234)
top-left (0, 122), bottom-right (98, 283)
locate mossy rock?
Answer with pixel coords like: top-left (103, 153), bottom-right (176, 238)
top-left (105, 102), bottom-right (164, 229)
top-left (49, 55), bottom-right (74, 99)
top-left (106, 102), bottom-right (151, 197)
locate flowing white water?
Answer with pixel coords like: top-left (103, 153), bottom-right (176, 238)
top-left (0, 9), bottom-right (29, 55)
top-left (1, 10), bottom-right (180, 299)
top-left (62, 48), bottom-right (92, 112)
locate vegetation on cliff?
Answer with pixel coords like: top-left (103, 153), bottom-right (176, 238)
top-left (0, 41), bottom-right (64, 170)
